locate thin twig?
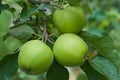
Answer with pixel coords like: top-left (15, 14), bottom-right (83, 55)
top-left (42, 17), bottom-right (48, 42)
top-left (47, 38), bottom-right (54, 44)
top-left (27, 0), bottom-right (50, 5)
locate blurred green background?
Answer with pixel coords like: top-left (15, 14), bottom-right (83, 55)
top-left (85, 0), bottom-right (120, 51)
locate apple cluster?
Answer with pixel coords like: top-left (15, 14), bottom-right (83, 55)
top-left (18, 5), bottom-right (88, 75)
top-left (53, 5), bottom-right (88, 68)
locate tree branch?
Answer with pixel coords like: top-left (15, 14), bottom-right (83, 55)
top-left (27, 0), bottom-right (50, 5)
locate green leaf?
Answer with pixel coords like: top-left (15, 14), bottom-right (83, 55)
top-left (46, 61), bottom-right (69, 80)
top-left (20, 7), bottom-right (37, 21)
top-left (0, 53), bottom-right (18, 80)
top-left (38, 4), bottom-right (52, 15)
top-left (109, 29), bottom-right (120, 51)
top-left (9, 25), bottom-right (35, 40)
top-left (0, 10), bottom-right (13, 36)
top-left (89, 56), bottom-right (120, 80)
top-left (0, 4), bottom-right (9, 13)
top-left (67, 0), bottom-right (81, 6)
top-left (0, 35), bottom-right (22, 60)
top-left (79, 31), bottom-right (114, 57)
top-left (0, 36), bottom-right (9, 60)
top-left (88, 27), bottom-right (104, 37)
top-left (4, 36), bottom-right (22, 54)
top-left (79, 31), bottom-right (120, 76)
top-left (80, 2), bottom-right (92, 14)
top-left (81, 61), bottom-right (107, 80)
top-left (77, 69), bottom-right (88, 80)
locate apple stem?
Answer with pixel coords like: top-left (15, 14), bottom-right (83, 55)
top-left (50, 1), bottom-right (64, 9)
top-left (47, 38), bottom-right (54, 44)
top-left (42, 17), bottom-right (49, 43)
top-left (41, 17), bottom-right (55, 44)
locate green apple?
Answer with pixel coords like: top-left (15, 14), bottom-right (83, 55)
top-left (53, 33), bottom-right (88, 66)
top-left (18, 40), bottom-right (54, 75)
top-left (53, 6), bottom-right (85, 34)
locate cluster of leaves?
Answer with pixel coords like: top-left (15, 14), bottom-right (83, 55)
top-left (0, 0), bottom-right (120, 80)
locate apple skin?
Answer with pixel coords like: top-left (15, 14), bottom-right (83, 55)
top-left (53, 33), bottom-right (88, 66)
top-left (53, 6), bottom-right (85, 34)
top-left (18, 40), bottom-right (54, 75)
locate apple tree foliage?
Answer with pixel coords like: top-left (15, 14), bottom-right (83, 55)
top-left (0, 0), bottom-right (120, 80)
